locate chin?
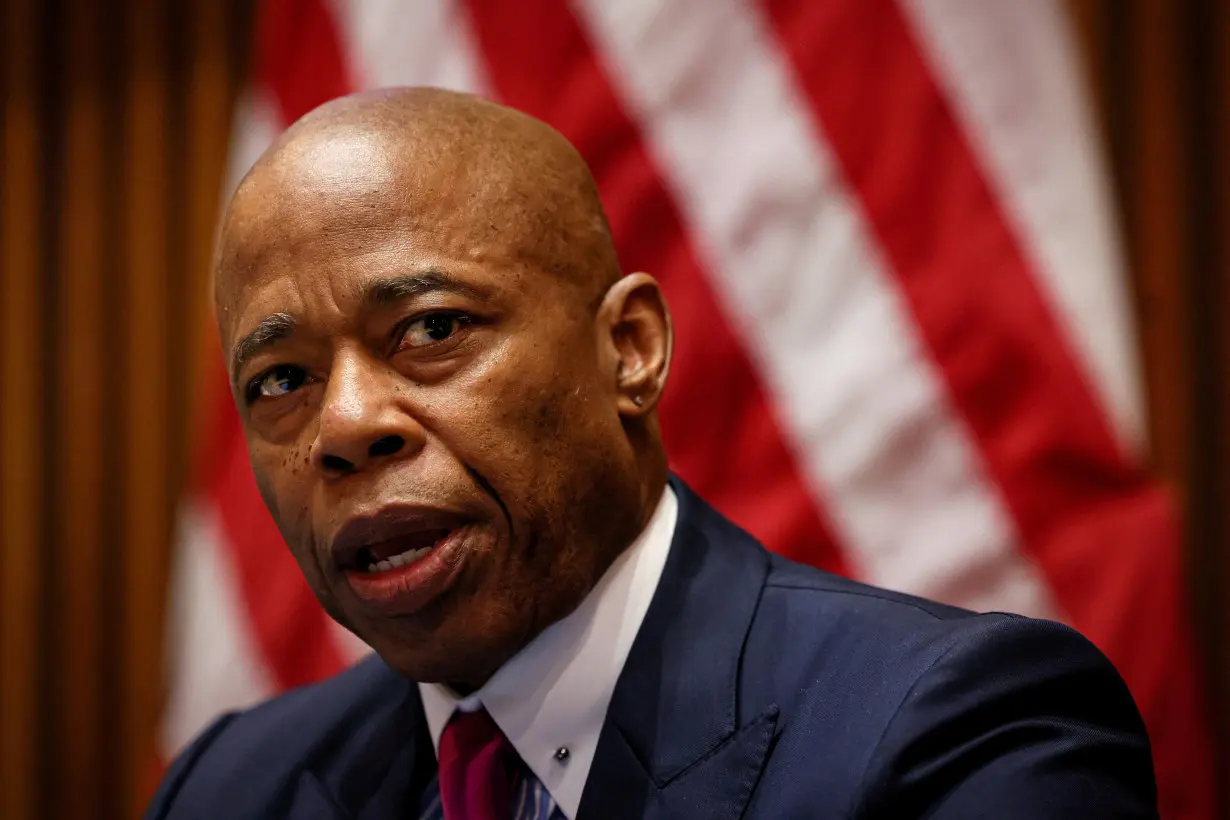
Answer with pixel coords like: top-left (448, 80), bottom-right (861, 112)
top-left (374, 645), bottom-right (475, 685)
top-left (367, 621), bottom-right (509, 686)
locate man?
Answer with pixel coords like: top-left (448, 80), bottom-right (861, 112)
top-left (147, 88), bottom-right (1158, 819)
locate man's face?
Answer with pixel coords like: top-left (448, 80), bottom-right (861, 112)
top-left (217, 132), bottom-right (644, 686)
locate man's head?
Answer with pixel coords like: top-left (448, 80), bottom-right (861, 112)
top-left (214, 88), bottom-right (672, 690)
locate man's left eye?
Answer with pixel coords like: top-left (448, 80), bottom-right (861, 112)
top-left (400, 313), bottom-right (468, 349)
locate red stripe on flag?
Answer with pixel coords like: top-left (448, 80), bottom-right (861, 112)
top-left (195, 0), bottom-right (359, 689)
top-left (254, 0), bottom-right (353, 124)
top-left (459, 0), bottom-right (847, 575)
top-left (760, 0), bottom-right (1212, 815)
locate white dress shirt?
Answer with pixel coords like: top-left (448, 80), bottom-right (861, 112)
top-left (418, 486), bottom-right (679, 820)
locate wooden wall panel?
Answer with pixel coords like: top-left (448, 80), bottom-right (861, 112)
top-left (0, 1), bottom-right (252, 818)
top-left (1068, 0), bottom-right (1196, 499)
top-left (1195, 1), bottom-right (1230, 808)
top-left (0, 1), bottom-right (45, 817)
top-left (121, 1), bottom-right (172, 815)
top-left (187, 0), bottom-right (235, 389)
top-left (53, 0), bottom-right (108, 816)
top-left (1215, 0), bottom-right (1230, 751)
top-left (1121, 2), bottom-right (1196, 499)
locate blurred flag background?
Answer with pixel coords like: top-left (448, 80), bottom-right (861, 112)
top-left (159, 1), bottom-right (1210, 817)
top-left (1, 1), bottom-right (1227, 819)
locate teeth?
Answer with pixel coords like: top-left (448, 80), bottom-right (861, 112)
top-left (364, 545), bottom-right (432, 573)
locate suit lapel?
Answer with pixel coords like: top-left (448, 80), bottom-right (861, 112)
top-left (578, 479), bottom-right (776, 820)
top-left (290, 680), bottom-right (437, 820)
top-left (352, 726), bottom-right (436, 820)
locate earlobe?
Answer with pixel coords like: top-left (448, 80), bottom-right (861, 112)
top-left (599, 273), bottom-right (672, 416)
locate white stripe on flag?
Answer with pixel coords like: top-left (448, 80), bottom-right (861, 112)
top-left (573, 0), bottom-right (1059, 616)
top-left (901, 0), bottom-right (1144, 450)
top-left (222, 90), bottom-right (282, 200)
top-left (330, 620), bottom-right (374, 666)
top-left (159, 504), bottom-right (275, 755)
top-left (330, 0), bottom-right (489, 94)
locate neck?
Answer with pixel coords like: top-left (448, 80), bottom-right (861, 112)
top-left (443, 463), bottom-right (669, 697)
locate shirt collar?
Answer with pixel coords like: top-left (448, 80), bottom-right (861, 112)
top-left (418, 485), bottom-right (678, 819)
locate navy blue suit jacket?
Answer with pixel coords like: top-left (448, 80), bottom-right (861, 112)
top-left (148, 479), bottom-right (1158, 818)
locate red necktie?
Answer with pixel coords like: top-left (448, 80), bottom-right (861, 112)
top-left (437, 707), bottom-right (517, 820)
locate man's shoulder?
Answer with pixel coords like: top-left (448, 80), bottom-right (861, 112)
top-left (762, 551), bottom-right (974, 620)
top-left (737, 554), bottom-right (1154, 816)
top-left (199, 651), bottom-right (408, 757)
top-left (679, 482), bottom-right (1095, 711)
top-left (641, 488), bottom-right (1152, 814)
top-left (743, 550), bottom-right (1114, 726)
top-left (147, 655), bottom-right (417, 818)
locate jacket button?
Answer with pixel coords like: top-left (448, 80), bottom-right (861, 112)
top-left (554, 747), bottom-right (570, 764)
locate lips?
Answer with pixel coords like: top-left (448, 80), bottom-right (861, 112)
top-left (352, 527), bottom-right (452, 573)
top-left (331, 506), bottom-right (474, 615)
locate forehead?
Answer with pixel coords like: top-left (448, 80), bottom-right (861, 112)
top-left (217, 223), bottom-right (541, 347)
top-left (227, 127), bottom-right (495, 254)
top-left (216, 134), bottom-right (542, 330)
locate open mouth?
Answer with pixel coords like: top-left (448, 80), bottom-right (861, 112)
top-left (353, 528), bottom-right (453, 573)
top-left (331, 506), bottom-right (475, 612)
top-left (332, 504), bottom-right (474, 575)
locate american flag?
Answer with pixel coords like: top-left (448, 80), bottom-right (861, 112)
top-left (157, 1), bottom-right (1214, 817)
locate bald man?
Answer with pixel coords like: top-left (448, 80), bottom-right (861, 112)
top-left (146, 89), bottom-right (1157, 820)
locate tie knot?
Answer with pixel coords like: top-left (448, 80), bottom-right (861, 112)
top-left (437, 706), bottom-right (518, 820)
top-left (443, 707), bottom-right (507, 757)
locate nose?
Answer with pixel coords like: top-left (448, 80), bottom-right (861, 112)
top-left (311, 352), bottom-right (425, 476)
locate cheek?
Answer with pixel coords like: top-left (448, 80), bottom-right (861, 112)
top-left (451, 361), bottom-right (618, 510)
top-left (250, 459), bottom-right (283, 519)
top-left (250, 443), bottom-right (340, 614)
top-left (247, 386), bottom-right (325, 446)
top-left (248, 441), bottom-right (315, 548)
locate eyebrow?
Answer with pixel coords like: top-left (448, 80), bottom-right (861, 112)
top-left (230, 312), bottom-right (296, 381)
top-left (228, 272), bottom-right (492, 382)
top-left (359, 270), bottom-right (492, 307)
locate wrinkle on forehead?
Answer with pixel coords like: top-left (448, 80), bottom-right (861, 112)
top-left (214, 87), bottom-right (622, 334)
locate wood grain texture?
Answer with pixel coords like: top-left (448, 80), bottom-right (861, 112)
top-left (121, 0), bottom-right (172, 815)
top-left (50, 1), bottom-right (108, 815)
top-left (1125, 1), bottom-right (1195, 494)
top-left (0, 0), bottom-right (44, 815)
top-left (187, 0), bottom-right (233, 404)
top-left (0, 1), bottom-right (249, 818)
top-left (1195, 2), bottom-right (1230, 811)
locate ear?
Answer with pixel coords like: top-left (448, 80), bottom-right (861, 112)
top-left (597, 273), bottom-right (673, 417)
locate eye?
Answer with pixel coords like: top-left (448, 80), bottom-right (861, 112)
top-left (398, 312), bottom-right (470, 350)
top-left (246, 364), bottom-right (308, 403)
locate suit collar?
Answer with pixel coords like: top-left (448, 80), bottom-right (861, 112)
top-left (578, 477), bottom-right (776, 819)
